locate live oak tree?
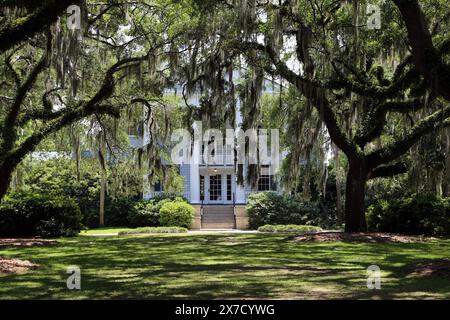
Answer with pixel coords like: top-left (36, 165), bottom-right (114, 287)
top-left (0, 0), bottom-right (193, 201)
top-left (1, 0), bottom-right (449, 234)
top-left (187, 0), bottom-right (450, 231)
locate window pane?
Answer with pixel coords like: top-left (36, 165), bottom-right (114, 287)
top-left (227, 175), bottom-right (232, 201)
top-left (258, 175), bottom-right (273, 191)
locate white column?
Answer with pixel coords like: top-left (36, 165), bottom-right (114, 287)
top-left (235, 174), bottom-right (246, 204)
top-left (190, 164), bottom-right (200, 204)
top-left (221, 174), bottom-right (226, 202)
top-left (189, 121), bottom-right (202, 204)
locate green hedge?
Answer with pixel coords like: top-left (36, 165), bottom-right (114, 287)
top-left (159, 202), bottom-right (195, 228)
top-left (246, 192), bottom-right (335, 229)
top-left (258, 224), bottom-right (322, 233)
top-left (367, 194), bottom-right (450, 236)
top-left (0, 192), bottom-right (83, 237)
top-left (128, 194), bottom-right (186, 228)
top-left (118, 226), bottom-right (188, 235)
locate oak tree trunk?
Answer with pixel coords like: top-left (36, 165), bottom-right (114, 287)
top-left (344, 162), bottom-right (368, 232)
top-left (99, 175), bottom-right (106, 227)
top-left (0, 165), bottom-right (13, 202)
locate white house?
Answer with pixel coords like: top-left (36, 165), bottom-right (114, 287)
top-left (141, 84), bottom-right (282, 230)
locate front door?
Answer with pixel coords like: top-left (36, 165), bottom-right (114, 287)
top-left (202, 173), bottom-right (234, 204)
top-left (208, 174), bottom-right (222, 203)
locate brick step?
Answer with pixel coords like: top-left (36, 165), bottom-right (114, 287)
top-left (203, 209), bottom-right (234, 214)
top-left (203, 212), bottom-right (234, 218)
top-left (202, 219), bottom-right (234, 224)
top-left (201, 223), bottom-right (235, 229)
top-left (202, 206), bottom-right (233, 210)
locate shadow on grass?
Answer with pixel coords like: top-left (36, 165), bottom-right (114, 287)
top-left (1, 233), bottom-right (449, 299)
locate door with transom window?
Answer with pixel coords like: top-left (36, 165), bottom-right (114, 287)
top-left (208, 174), bottom-right (222, 203)
top-left (202, 173), bottom-right (234, 204)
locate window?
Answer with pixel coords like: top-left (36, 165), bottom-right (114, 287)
top-left (209, 174), bottom-right (222, 201)
top-left (154, 181), bottom-right (163, 192)
top-left (258, 175), bottom-right (275, 191)
top-left (200, 175), bottom-right (205, 201)
top-left (128, 122), bottom-right (144, 136)
top-left (227, 175), bottom-right (232, 201)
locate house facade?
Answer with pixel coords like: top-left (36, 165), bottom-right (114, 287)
top-left (142, 88), bottom-right (282, 230)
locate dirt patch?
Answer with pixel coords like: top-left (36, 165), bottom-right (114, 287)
top-left (405, 259), bottom-right (450, 278)
top-left (0, 257), bottom-right (39, 273)
top-left (293, 232), bottom-right (433, 243)
top-left (0, 238), bottom-right (57, 248)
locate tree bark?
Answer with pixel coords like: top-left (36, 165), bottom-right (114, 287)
top-left (344, 161), bottom-right (368, 232)
top-left (99, 135), bottom-right (106, 227)
top-left (0, 164), bottom-right (14, 201)
top-left (392, 0), bottom-right (450, 102)
top-left (334, 153), bottom-right (344, 225)
top-left (99, 175), bottom-right (106, 227)
top-left (0, 0), bottom-right (82, 54)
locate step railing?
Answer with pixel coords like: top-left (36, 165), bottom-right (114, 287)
top-left (200, 199), bottom-right (203, 228)
top-left (232, 192), bottom-right (236, 229)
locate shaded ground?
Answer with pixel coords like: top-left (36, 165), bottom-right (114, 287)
top-left (294, 232), bottom-right (433, 243)
top-left (405, 259), bottom-right (450, 278)
top-left (0, 257), bottom-right (39, 273)
top-left (0, 238), bottom-right (57, 248)
top-left (1, 233), bottom-right (450, 299)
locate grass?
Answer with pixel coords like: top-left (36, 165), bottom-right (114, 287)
top-left (1, 233), bottom-right (450, 299)
top-left (80, 227), bottom-right (135, 235)
top-left (118, 226), bottom-right (188, 235)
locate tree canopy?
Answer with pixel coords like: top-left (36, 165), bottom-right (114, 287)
top-left (0, 0), bottom-right (449, 232)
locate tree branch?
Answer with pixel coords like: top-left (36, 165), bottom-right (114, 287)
top-left (233, 39), bottom-right (358, 159)
top-left (0, 0), bottom-right (82, 54)
top-left (367, 162), bottom-right (408, 179)
top-left (366, 105), bottom-right (450, 168)
top-left (1, 54), bottom-right (47, 152)
top-left (392, 0), bottom-right (450, 101)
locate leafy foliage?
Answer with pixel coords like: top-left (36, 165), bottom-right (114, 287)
top-left (159, 202), bottom-right (195, 228)
top-left (0, 191), bottom-right (82, 237)
top-left (246, 192), bottom-right (337, 229)
top-left (128, 194), bottom-right (186, 228)
top-left (258, 224), bottom-right (322, 234)
top-left (367, 195), bottom-right (450, 236)
top-left (118, 226), bottom-right (188, 235)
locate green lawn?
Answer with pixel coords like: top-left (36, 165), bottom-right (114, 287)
top-left (1, 233), bottom-right (450, 299)
top-left (79, 227), bottom-right (135, 235)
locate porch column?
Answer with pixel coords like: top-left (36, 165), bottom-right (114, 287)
top-left (190, 121), bottom-right (201, 204)
top-left (235, 180), bottom-right (246, 204)
top-left (190, 164), bottom-right (200, 204)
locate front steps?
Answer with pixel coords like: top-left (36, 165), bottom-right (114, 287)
top-left (201, 205), bottom-right (235, 229)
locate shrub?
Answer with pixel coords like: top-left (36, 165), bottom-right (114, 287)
top-left (128, 195), bottom-right (186, 228)
top-left (0, 192), bottom-right (83, 237)
top-left (159, 202), bottom-right (195, 228)
top-left (258, 224), bottom-right (322, 233)
top-left (367, 194), bottom-right (450, 236)
top-left (246, 192), bottom-right (336, 229)
top-left (128, 200), bottom-right (160, 228)
top-left (118, 226), bottom-right (188, 235)
top-left (104, 197), bottom-right (138, 227)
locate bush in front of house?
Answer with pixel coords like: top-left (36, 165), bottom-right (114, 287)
top-left (258, 224), bottom-right (322, 233)
top-left (159, 202), bottom-right (195, 228)
top-left (128, 200), bottom-right (160, 228)
top-left (246, 192), bottom-right (336, 229)
top-left (104, 197), bottom-right (139, 227)
top-left (118, 226), bottom-right (188, 235)
top-left (366, 194), bottom-right (450, 236)
top-left (128, 195), bottom-right (187, 228)
top-left (0, 191), bottom-right (83, 237)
